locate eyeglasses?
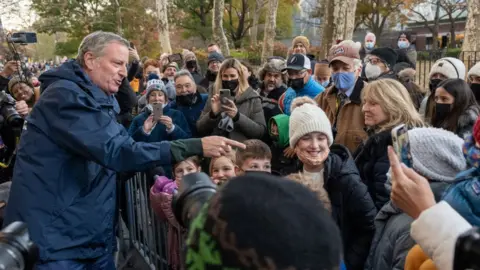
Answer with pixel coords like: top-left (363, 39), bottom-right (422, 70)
top-left (175, 83), bottom-right (192, 91)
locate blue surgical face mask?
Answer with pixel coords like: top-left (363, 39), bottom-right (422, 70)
top-left (320, 81), bottom-right (330, 88)
top-left (332, 72), bottom-right (356, 90)
top-left (365, 42), bottom-right (374, 50)
top-left (398, 41), bottom-right (410, 49)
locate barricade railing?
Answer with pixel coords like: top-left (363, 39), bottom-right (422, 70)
top-left (119, 172), bottom-right (183, 270)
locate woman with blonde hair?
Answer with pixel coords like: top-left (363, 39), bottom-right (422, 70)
top-left (354, 78), bottom-right (424, 210)
top-left (197, 58), bottom-right (266, 142)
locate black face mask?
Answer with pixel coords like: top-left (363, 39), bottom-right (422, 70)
top-left (470, 83), bottom-right (480, 101)
top-left (288, 78), bottom-right (305, 91)
top-left (434, 103), bottom-right (451, 125)
top-left (222, 79), bottom-right (239, 93)
top-left (186, 60), bottom-right (197, 69)
top-left (429, 78), bottom-right (443, 92)
top-left (176, 93), bottom-right (198, 106)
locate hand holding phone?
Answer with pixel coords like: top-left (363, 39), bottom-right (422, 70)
top-left (391, 124), bottom-right (413, 168)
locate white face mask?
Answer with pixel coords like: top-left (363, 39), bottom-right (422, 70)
top-left (365, 63), bottom-right (383, 80)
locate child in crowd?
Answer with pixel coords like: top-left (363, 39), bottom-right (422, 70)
top-left (235, 139), bottom-right (272, 174)
top-left (209, 151), bottom-right (237, 185)
top-left (150, 156), bottom-right (202, 270)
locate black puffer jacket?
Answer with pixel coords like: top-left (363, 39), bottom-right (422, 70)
top-left (323, 145), bottom-right (377, 270)
top-left (353, 130), bottom-right (392, 210)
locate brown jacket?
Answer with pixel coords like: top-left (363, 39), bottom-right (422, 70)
top-left (197, 87), bottom-right (266, 142)
top-left (315, 79), bottom-right (368, 153)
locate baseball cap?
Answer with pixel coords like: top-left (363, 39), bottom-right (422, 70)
top-left (328, 43), bottom-right (360, 66)
top-left (283, 54), bottom-right (311, 71)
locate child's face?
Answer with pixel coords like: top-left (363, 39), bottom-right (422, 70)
top-left (270, 122), bottom-right (279, 137)
top-left (211, 156), bottom-right (236, 185)
top-left (240, 158), bottom-right (271, 173)
top-left (174, 160), bottom-right (200, 187)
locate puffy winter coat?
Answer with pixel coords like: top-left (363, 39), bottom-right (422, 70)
top-left (353, 130), bottom-right (392, 210)
top-left (323, 145), bottom-right (377, 270)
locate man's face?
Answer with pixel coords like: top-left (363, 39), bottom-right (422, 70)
top-left (367, 56), bottom-right (388, 73)
top-left (175, 75), bottom-right (197, 96)
top-left (331, 61), bottom-right (354, 74)
top-left (287, 69), bottom-right (311, 84)
top-left (164, 67), bottom-right (176, 79)
top-left (11, 82), bottom-right (34, 101)
top-left (264, 71), bottom-right (283, 91)
top-left (84, 42), bottom-right (128, 95)
top-left (293, 43), bottom-right (307, 55)
top-left (208, 61), bottom-right (221, 72)
top-left (208, 45), bottom-right (221, 54)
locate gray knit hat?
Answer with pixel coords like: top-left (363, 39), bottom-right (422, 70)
top-left (409, 127), bottom-right (466, 182)
top-left (289, 103), bottom-right (333, 147)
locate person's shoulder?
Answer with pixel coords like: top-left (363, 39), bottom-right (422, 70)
top-left (200, 93), bottom-right (209, 101)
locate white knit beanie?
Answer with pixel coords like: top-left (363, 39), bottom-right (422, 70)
top-left (409, 127), bottom-right (466, 182)
top-left (468, 62), bottom-right (480, 78)
top-left (428, 57), bottom-right (466, 80)
top-left (289, 103), bottom-right (333, 147)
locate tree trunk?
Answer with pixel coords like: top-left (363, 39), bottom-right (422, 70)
top-left (461, 0), bottom-right (480, 70)
top-left (250, 0), bottom-right (263, 46)
top-left (212, 0), bottom-right (230, 55)
top-left (156, 0), bottom-right (172, 54)
top-left (343, 0), bottom-right (358, 40)
top-left (319, 0), bottom-right (335, 59)
top-left (261, 0), bottom-right (279, 63)
top-left (449, 21), bottom-right (456, 48)
top-left (431, 1), bottom-right (441, 50)
top-left (331, 0), bottom-right (348, 42)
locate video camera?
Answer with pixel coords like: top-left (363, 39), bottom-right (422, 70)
top-left (0, 221), bottom-right (38, 270)
top-left (171, 172), bottom-right (217, 228)
top-left (3, 32), bottom-right (37, 87)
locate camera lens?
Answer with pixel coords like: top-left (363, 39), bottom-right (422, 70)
top-left (172, 172), bottom-right (217, 228)
top-left (0, 222), bottom-right (38, 270)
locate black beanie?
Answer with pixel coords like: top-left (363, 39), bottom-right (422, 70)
top-left (186, 173), bottom-right (342, 269)
top-left (370, 47), bottom-right (398, 69)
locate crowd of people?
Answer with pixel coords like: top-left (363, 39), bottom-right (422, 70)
top-left (0, 29), bottom-right (479, 270)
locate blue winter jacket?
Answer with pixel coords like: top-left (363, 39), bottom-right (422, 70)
top-left (169, 92), bottom-right (208, 137)
top-left (4, 60), bottom-right (172, 261)
top-left (282, 76), bottom-right (324, 115)
top-left (443, 167), bottom-right (480, 226)
top-left (128, 105), bottom-right (191, 142)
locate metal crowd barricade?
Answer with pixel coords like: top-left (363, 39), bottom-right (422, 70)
top-left (120, 172), bottom-right (171, 270)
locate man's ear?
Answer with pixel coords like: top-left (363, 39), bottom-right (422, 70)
top-left (83, 51), bottom-right (97, 71)
top-left (307, 69), bottom-right (313, 75)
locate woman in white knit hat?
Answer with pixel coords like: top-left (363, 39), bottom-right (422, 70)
top-left (420, 57), bottom-right (466, 120)
top-left (287, 98), bottom-right (376, 270)
top-left (467, 62), bottom-right (480, 102)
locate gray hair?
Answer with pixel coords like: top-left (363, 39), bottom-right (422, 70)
top-left (76, 31), bottom-right (129, 67)
top-left (174, 69), bottom-right (195, 83)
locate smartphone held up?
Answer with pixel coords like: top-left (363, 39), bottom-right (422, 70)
top-left (391, 124), bottom-right (413, 168)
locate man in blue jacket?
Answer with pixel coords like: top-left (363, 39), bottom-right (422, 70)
top-left (3, 31), bottom-right (244, 269)
top-left (280, 54), bottom-right (324, 115)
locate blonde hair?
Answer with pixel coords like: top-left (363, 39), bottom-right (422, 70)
top-left (362, 79), bottom-right (424, 132)
top-left (214, 58), bottom-right (250, 97)
top-left (209, 150), bottom-right (237, 175)
top-left (287, 173), bottom-right (331, 213)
